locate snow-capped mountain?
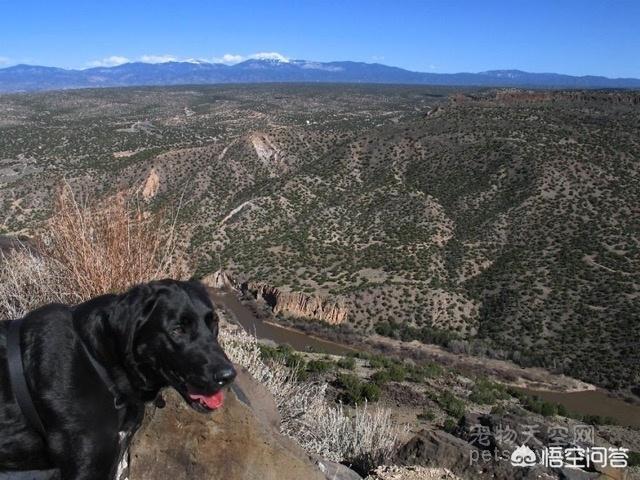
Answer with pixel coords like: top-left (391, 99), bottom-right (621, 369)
top-left (1, 59), bottom-right (639, 92)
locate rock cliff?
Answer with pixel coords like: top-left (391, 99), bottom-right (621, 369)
top-left (141, 167), bottom-right (160, 201)
top-left (202, 269), bottom-right (238, 290)
top-left (245, 282), bottom-right (349, 325)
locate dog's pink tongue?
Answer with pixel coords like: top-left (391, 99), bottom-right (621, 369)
top-left (189, 390), bottom-right (224, 409)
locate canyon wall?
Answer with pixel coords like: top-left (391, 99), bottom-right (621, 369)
top-left (202, 270), bottom-right (349, 325)
top-left (246, 282), bottom-right (349, 325)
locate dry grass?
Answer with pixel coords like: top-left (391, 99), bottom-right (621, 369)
top-left (40, 185), bottom-right (186, 300)
top-left (220, 323), bottom-right (328, 432)
top-left (0, 247), bottom-right (68, 319)
top-left (300, 401), bottom-right (409, 474)
top-left (0, 185), bottom-right (187, 318)
top-left (219, 319), bottom-right (408, 473)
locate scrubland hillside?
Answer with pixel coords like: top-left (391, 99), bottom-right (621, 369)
top-left (0, 86), bottom-right (638, 391)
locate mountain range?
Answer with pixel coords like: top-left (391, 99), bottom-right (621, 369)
top-left (1, 58), bottom-right (639, 92)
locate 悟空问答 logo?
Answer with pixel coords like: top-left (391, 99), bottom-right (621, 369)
top-left (510, 445), bottom-right (537, 467)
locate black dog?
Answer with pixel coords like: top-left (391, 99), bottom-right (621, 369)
top-left (0, 279), bottom-right (236, 480)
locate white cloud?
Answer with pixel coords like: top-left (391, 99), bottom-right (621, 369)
top-left (87, 55), bottom-right (130, 67)
top-left (139, 54), bottom-right (178, 64)
top-left (0, 56), bottom-right (12, 66)
top-left (213, 53), bottom-right (245, 65)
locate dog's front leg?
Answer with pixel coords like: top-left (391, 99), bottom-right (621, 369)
top-left (49, 434), bottom-right (120, 480)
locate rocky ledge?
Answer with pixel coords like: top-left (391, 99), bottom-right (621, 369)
top-left (129, 368), bottom-right (332, 480)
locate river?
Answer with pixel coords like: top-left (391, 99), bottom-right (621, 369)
top-left (211, 289), bottom-right (640, 428)
top-left (210, 289), bottom-right (354, 355)
top-left (517, 388), bottom-right (640, 428)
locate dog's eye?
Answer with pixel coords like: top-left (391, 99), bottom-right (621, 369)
top-left (171, 325), bottom-right (186, 337)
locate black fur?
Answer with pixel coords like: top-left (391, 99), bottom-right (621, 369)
top-left (0, 279), bottom-right (236, 480)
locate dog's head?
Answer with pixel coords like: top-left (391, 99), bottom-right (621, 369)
top-left (118, 279), bottom-right (236, 412)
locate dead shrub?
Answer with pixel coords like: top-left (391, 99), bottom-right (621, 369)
top-left (0, 246), bottom-right (69, 319)
top-left (40, 185), bottom-right (186, 300)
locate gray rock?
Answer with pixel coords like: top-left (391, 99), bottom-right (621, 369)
top-left (395, 429), bottom-right (552, 480)
top-left (129, 369), bottom-right (324, 480)
top-left (314, 456), bottom-right (363, 480)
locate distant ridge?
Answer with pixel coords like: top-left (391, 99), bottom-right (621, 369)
top-left (1, 59), bottom-right (639, 92)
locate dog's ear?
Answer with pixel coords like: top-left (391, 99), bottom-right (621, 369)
top-left (183, 279), bottom-right (213, 308)
top-left (113, 283), bottom-right (168, 356)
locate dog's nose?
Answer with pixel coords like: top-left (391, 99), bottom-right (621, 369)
top-left (215, 366), bottom-right (237, 386)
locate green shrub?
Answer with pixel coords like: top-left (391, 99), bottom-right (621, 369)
top-left (409, 363), bottom-right (443, 383)
top-left (443, 418), bottom-right (457, 433)
top-left (375, 321), bottom-right (462, 348)
top-left (469, 379), bottom-right (510, 405)
top-left (337, 373), bottom-right (363, 405)
top-left (361, 382), bottom-right (381, 402)
top-left (387, 364), bottom-right (407, 382)
top-left (259, 344), bottom-right (307, 372)
top-left (540, 402), bottom-right (558, 417)
top-left (582, 414), bottom-right (617, 426)
top-left (337, 357), bottom-right (356, 370)
top-left (510, 390), bottom-right (575, 419)
top-left (439, 391), bottom-right (466, 418)
top-left (368, 355), bottom-right (392, 369)
top-left (307, 360), bottom-right (333, 374)
top-left (336, 373), bottom-right (381, 405)
top-left (371, 370), bottom-right (390, 385)
top-left (628, 451), bottom-right (640, 468)
top-left (337, 373), bottom-right (361, 390)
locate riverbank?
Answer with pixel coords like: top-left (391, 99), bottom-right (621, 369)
top-left (210, 287), bottom-right (640, 429)
top-left (210, 289), bottom-right (355, 355)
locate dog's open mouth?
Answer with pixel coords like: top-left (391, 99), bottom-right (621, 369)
top-left (185, 385), bottom-right (224, 411)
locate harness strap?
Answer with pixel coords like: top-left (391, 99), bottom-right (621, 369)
top-left (7, 318), bottom-right (47, 438)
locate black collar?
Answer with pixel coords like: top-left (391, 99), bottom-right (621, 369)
top-left (77, 336), bottom-right (127, 410)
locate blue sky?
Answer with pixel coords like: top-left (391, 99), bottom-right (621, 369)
top-left (0, 0), bottom-right (638, 77)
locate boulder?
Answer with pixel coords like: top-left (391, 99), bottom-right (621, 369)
top-left (129, 369), bottom-right (324, 480)
top-left (231, 366), bottom-right (281, 431)
top-left (395, 429), bottom-right (475, 475)
top-left (394, 429), bottom-right (552, 480)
